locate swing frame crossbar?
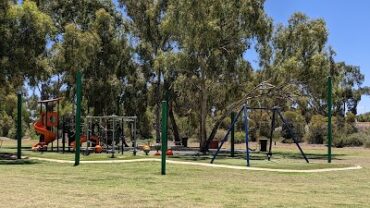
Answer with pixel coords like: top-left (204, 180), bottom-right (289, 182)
top-left (210, 106), bottom-right (309, 166)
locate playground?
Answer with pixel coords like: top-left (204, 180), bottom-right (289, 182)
top-left (0, 59), bottom-right (368, 208)
top-left (0, 138), bottom-right (369, 207)
top-left (2, 1), bottom-right (370, 207)
top-left (0, 86), bottom-right (367, 207)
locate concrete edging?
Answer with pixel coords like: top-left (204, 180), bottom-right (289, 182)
top-left (29, 157), bottom-right (362, 173)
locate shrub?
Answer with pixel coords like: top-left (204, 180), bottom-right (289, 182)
top-left (346, 112), bottom-right (356, 123)
top-left (357, 112), bottom-right (370, 122)
top-left (234, 130), bottom-right (258, 144)
top-left (249, 111), bottom-right (271, 138)
top-left (333, 133), bottom-right (365, 148)
top-left (281, 111), bottom-right (305, 142)
top-left (214, 129), bottom-right (227, 142)
top-left (343, 123), bottom-right (358, 135)
top-left (248, 119), bottom-right (258, 141)
top-left (306, 115), bottom-right (327, 144)
top-left (364, 140), bottom-right (370, 148)
top-left (234, 131), bottom-right (245, 144)
top-left (259, 121), bottom-right (271, 138)
top-left (220, 117), bottom-right (232, 130)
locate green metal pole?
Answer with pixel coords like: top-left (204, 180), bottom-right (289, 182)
top-left (327, 76), bottom-right (333, 163)
top-left (161, 101), bottom-right (168, 175)
top-left (17, 92), bottom-right (22, 159)
top-left (74, 71), bottom-right (82, 166)
top-left (230, 112), bottom-right (236, 157)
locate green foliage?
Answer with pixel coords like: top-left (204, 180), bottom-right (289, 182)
top-left (220, 117), bottom-right (232, 130)
top-left (346, 112), bottom-right (356, 123)
top-left (0, 0), bottom-right (368, 151)
top-left (248, 119), bottom-right (258, 142)
top-left (166, 0), bottom-right (272, 149)
top-left (333, 133), bottom-right (365, 148)
top-left (234, 131), bottom-right (245, 144)
top-left (281, 111), bottom-right (305, 142)
top-left (357, 112), bottom-right (370, 122)
top-left (139, 110), bottom-right (153, 139)
top-left (306, 115), bottom-right (329, 144)
top-left (259, 122), bottom-right (271, 138)
top-left (265, 12), bottom-right (367, 121)
top-left (214, 129), bottom-right (227, 142)
top-left (1, 1), bottom-right (55, 88)
top-left (365, 140), bottom-right (370, 148)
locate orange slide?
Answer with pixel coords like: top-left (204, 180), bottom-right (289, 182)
top-left (70, 135), bottom-right (100, 148)
top-left (70, 135), bottom-right (87, 148)
top-left (32, 121), bottom-right (56, 150)
top-left (70, 135), bottom-right (102, 153)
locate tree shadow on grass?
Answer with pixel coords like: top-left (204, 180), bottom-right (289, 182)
top-left (171, 152), bottom-right (266, 162)
top-left (0, 153), bottom-right (39, 165)
top-left (271, 151), bottom-right (345, 160)
top-left (2, 147), bottom-right (32, 150)
top-left (171, 150), bottom-right (346, 162)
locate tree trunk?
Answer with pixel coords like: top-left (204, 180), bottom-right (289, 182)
top-left (155, 69), bottom-right (161, 143)
top-left (199, 80), bottom-right (208, 153)
top-left (169, 101), bottom-right (180, 143)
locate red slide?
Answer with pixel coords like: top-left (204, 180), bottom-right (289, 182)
top-left (32, 121), bottom-right (56, 150)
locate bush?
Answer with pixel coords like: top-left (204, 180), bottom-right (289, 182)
top-left (306, 115), bottom-right (328, 144)
top-left (346, 112), bottom-right (356, 123)
top-left (259, 121), bottom-right (271, 138)
top-left (333, 133), bottom-right (365, 148)
top-left (220, 117), bottom-right (232, 130)
top-left (248, 119), bottom-right (258, 141)
top-left (343, 123), bottom-right (358, 135)
top-left (139, 110), bottom-right (153, 139)
top-left (214, 129), bottom-right (227, 142)
top-left (364, 140), bottom-right (370, 148)
top-left (357, 112), bottom-right (370, 122)
top-left (234, 131), bottom-right (245, 144)
top-left (281, 111), bottom-right (305, 142)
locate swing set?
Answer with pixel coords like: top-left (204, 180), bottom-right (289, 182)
top-left (210, 105), bottom-right (309, 166)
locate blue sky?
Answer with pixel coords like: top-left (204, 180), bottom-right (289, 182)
top-left (262, 0), bottom-right (370, 114)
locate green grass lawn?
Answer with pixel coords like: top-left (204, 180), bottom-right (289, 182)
top-left (1, 139), bottom-right (370, 207)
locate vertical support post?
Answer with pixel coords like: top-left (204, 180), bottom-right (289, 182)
top-left (74, 70), bottom-right (82, 166)
top-left (57, 100), bottom-right (60, 152)
top-left (267, 109), bottom-right (276, 161)
top-left (327, 76), bottom-right (333, 163)
top-left (16, 92), bottom-right (22, 159)
top-left (86, 118), bottom-right (90, 155)
top-left (230, 112), bottom-right (236, 157)
top-left (121, 118), bottom-right (124, 155)
top-left (62, 117), bottom-right (65, 154)
top-left (161, 101), bottom-right (168, 175)
top-left (51, 137), bottom-right (54, 152)
top-left (133, 119), bottom-right (137, 156)
top-left (243, 105), bottom-right (250, 167)
top-left (112, 117), bottom-right (115, 158)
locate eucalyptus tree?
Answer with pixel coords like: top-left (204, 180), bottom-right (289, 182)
top-left (0, 0), bottom-right (55, 89)
top-left (166, 0), bottom-right (272, 151)
top-left (54, 9), bottom-right (132, 115)
top-left (119, 0), bottom-right (174, 142)
top-left (266, 13), bottom-right (367, 117)
top-left (335, 62), bottom-right (368, 115)
top-left (36, 0), bottom-right (152, 136)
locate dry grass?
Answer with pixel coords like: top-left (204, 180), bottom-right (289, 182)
top-left (1, 139), bottom-right (370, 207)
